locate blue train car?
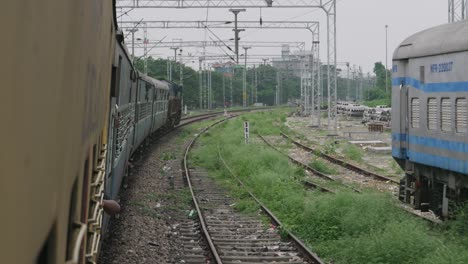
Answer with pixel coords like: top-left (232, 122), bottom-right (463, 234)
top-left (392, 20), bottom-right (468, 216)
top-left (106, 34), bottom-right (137, 200)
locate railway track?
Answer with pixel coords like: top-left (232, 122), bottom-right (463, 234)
top-left (180, 107), bottom-right (277, 123)
top-left (258, 134), bottom-right (441, 224)
top-left (183, 118), bottom-right (324, 264)
top-left (258, 134), bottom-right (349, 194)
top-left (280, 132), bottom-right (399, 184)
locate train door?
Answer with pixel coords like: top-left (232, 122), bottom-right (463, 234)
top-left (393, 59), bottom-right (414, 204)
top-left (106, 55), bottom-right (122, 181)
top-left (401, 61), bottom-right (410, 161)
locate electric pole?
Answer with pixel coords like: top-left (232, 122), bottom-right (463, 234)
top-left (346, 62), bottom-right (350, 101)
top-left (199, 57), bottom-right (203, 109)
top-left (229, 9), bottom-right (246, 63)
top-left (385, 25), bottom-right (388, 95)
top-left (127, 28), bottom-right (138, 62)
top-left (243, 46), bottom-right (251, 108)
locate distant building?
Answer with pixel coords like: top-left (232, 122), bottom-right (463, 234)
top-left (212, 61), bottom-right (235, 77)
top-left (272, 45), bottom-right (313, 78)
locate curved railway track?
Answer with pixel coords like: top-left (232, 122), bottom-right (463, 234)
top-left (258, 134), bottom-right (441, 224)
top-left (180, 107), bottom-right (277, 122)
top-left (258, 134), bottom-right (352, 194)
top-left (183, 118), bottom-right (324, 264)
top-left (280, 132), bottom-right (399, 184)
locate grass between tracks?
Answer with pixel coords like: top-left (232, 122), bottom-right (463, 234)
top-left (190, 109), bottom-right (468, 264)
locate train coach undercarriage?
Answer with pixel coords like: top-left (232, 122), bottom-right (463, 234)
top-left (399, 161), bottom-right (468, 218)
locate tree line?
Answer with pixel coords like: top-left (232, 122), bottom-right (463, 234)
top-left (135, 57), bottom-right (391, 109)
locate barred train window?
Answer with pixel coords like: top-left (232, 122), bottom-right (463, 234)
top-left (420, 66), bottom-right (425, 84)
top-left (411, 98), bottom-right (420, 128)
top-left (441, 98), bottom-right (452, 132)
top-left (456, 98), bottom-right (467, 133)
top-left (427, 98), bottom-right (437, 130)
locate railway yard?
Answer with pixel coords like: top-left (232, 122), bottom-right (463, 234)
top-left (6, 2), bottom-right (468, 264)
top-left (99, 108), bottom-right (468, 264)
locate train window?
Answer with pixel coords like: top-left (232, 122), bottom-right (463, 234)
top-left (129, 83), bottom-right (132, 103)
top-left (411, 98), bottom-right (420, 128)
top-left (427, 98), bottom-right (437, 130)
top-left (455, 98), bottom-right (467, 133)
top-left (111, 57), bottom-right (122, 97)
top-left (420, 66), bottom-right (425, 84)
top-left (441, 98), bottom-right (452, 132)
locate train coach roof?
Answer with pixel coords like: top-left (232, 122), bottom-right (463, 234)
top-left (393, 20), bottom-right (468, 60)
top-left (139, 74), bottom-right (169, 90)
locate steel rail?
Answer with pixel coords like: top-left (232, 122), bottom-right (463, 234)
top-left (217, 147), bottom-right (325, 264)
top-left (259, 134), bottom-right (442, 224)
top-left (180, 106), bottom-right (276, 122)
top-left (280, 132), bottom-right (400, 184)
top-left (182, 117), bottom-right (237, 263)
top-left (258, 134), bottom-right (360, 193)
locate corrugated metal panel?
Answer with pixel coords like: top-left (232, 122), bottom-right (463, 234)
top-left (427, 98), bottom-right (437, 130)
top-left (456, 98), bottom-right (467, 133)
top-left (441, 98), bottom-right (452, 132)
top-left (411, 98), bottom-right (420, 128)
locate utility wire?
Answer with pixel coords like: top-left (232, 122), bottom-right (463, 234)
top-left (117, 7), bottom-right (135, 19)
top-left (135, 35), bottom-right (168, 61)
top-left (208, 36), bottom-right (236, 62)
top-left (123, 18), bottom-right (143, 39)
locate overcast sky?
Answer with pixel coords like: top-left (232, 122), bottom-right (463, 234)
top-left (120, 0), bottom-right (448, 74)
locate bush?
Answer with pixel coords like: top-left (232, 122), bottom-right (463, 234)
top-left (343, 143), bottom-right (363, 161)
top-left (309, 158), bottom-right (338, 175)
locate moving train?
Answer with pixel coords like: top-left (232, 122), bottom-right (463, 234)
top-left (0, 1), bottom-right (181, 263)
top-left (392, 20), bottom-right (468, 217)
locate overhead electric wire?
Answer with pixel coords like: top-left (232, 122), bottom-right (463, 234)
top-left (208, 36), bottom-right (236, 62)
top-left (117, 7), bottom-right (135, 19)
top-left (123, 18), bottom-right (143, 39)
top-left (134, 35), bottom-right (168, 61)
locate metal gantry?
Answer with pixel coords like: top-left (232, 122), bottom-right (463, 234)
top-left (124, 19), bottom-right (321, 112)
top-left (449, 0), bottom-right (467, 22)
top-left (119, 20), bottom-right (319, 30)
top-left (323, 0), bottom-right (337, 134)
top-left (116, 0), bottom-right (326, 8)
top-left (117, 0), bottom-right (338, 131)
top-left (130, 40), bottom-right (305, 50)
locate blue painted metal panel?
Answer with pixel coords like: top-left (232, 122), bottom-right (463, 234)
top-left (392, 133), bottom-right (468, 154)
top-left (392, 77), bottom-right (468, 93)
top-left (407, 150), bottom-right (467, 174)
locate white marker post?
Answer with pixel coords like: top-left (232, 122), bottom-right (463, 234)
top-left (244, 121), bottom-right (249, 144)
top-left (184, 105), bottom-right (187, 115)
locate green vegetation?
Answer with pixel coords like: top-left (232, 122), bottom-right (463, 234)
top-left (160, 152), bottom-right (176, 161)
top-left (363, 98), bottom-right (391, 107)
top-left (342, 143), bottom-right (363, 162)
top-left (365, 62), bottom-right (391, 104)
top-left (191, 109), bottom-right (468, 264)
top-left (135, 57), bottom-right (300, 109)
top-left (391, 159), bottom-right (404, 175)
top-left (323, 140), bottom-right (338, 155)
top-left (309, 158), bottom-right (338, 175)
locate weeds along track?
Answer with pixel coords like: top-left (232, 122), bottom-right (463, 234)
top-left (180, 107), bottom-right (278, 124)
top-left (183, 118), bottom-right (324, 264)
top-left (280, 132), bottom-right (399, 184)
top-left (277, 133), bottom-right (399, 193)
top-left (257, 135), bottom-right (347, 194)
top-left (258, 134), bottom-right (441, 224)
